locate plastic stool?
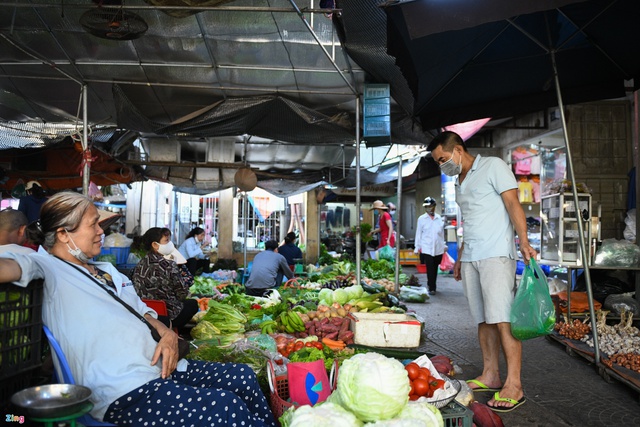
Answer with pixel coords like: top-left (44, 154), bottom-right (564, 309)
top-left (294, 264), bottom-right (306, 276)
top-left (31, 401), bottom-right (94, 427)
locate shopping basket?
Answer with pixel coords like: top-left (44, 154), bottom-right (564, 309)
top-left (267, 359), bottom-right (338, 422)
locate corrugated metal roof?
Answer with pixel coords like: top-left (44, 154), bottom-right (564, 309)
top-left (0, 0), bottom-right (428, 192)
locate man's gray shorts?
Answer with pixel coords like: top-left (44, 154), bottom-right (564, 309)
top-left (461, 257), bottom-right (517, 324)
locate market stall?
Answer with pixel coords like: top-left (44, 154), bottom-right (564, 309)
top-left (180, 257), bottom-right (498, 426)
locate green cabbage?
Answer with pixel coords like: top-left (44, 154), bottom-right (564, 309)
top-left (395, 401), bottom-right (443, 427)
top-left (336, 353), bottom-right (410, 422)
top-left (318, 288), bottom-right (334, 305)
top-left (344, 284), bottom-right (364, 300)
top-left (333, 288), bottom-right (350, 305)
top-left (365, 419), bottom-right (423, 427)
top-left (288, 402), bottom-right (363, 427)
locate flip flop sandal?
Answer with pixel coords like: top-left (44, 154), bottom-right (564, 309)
top-left (488, 391), bottom-right (527, 413)
top-left (465, 379), bottom-right (500, 392)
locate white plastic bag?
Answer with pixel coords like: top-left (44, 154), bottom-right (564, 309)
top-left (399, 285), bottom-right (429, 303)
top-left (103, 232), bottom-right (132, 248)
top-left (623, 208), bottom-right (636, 242)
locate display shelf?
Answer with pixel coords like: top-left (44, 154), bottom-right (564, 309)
top-left (563, 265), bottom-right (640, 322)
top-left (546, 332), bottom-right (640, 395)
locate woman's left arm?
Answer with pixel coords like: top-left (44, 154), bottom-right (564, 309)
top-left (145, 314), bottom-right (180, 378)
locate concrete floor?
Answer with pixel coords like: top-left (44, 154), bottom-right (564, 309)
top-left (404, 267), bottom-right (640, 427)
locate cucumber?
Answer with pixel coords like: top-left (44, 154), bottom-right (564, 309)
top-left (370, 282), bottom-right (387, 293)
top-left (346, 344), bottom-right (434, 360)
top-left (360, 281), bottom-right (379, 294)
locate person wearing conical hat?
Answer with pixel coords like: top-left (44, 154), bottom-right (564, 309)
top-left (369, 200), bottom-right (394, 250)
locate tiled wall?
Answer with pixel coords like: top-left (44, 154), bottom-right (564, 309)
top-left (567, 102), bottom-right (632, 239)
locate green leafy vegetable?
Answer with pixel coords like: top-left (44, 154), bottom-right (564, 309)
top-left (190, 320), bottom-right (221, 340)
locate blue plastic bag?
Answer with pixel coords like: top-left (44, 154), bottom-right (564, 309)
top-left (510, 259), bottom-right (556, 340)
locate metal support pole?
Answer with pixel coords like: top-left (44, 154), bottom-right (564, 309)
top-left (355, 96), bottom-right (362, 288)
top-left (550, 49), bottom-right (600, 365)
top-left (394, 158), bottom-right (402, 293)
top-left (81, 85), bottom-right (89, 196)
top-left (243, 193), bottom-right (248, 270)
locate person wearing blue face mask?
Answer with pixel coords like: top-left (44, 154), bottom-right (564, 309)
top-left (132, 227), bottom-right (198, 331)
top-left (428, 131), bottom-right (536, 413)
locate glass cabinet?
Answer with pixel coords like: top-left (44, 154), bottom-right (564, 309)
top-left (540, 193), bottom-right (592, 266)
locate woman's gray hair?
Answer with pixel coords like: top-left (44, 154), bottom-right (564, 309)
top-left (36, 191), bottom-right (94, 249)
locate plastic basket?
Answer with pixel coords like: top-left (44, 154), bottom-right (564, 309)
top-left (440, 400), bottom-right (473, 427)
top-left (0, 280), bottom-right (44, 382)
top-left (416, 264), bottom-right (427, 274)
top-left (425, 377), bottom-right (461, 409)
top-left (0, 367), bottom-right (44, 415)
top-left (100, 246), bottom-right (131, 265)
top-left (267, 360), bottom-right (338, 424)
top-left (268, 372), bottom-right (294, 422)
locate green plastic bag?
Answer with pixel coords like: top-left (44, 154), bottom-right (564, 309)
top-left (510, 259), bottom-right (556, 340)
top-left (376, 245), bottom-right (395, 262)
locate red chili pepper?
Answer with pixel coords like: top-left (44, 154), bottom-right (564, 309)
top-left (251, 304), bottom-right (262, 309)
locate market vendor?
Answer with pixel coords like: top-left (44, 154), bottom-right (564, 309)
top-left (0, 209), bottom-right (35, 254)
top-left (0, 191), bottom-right (276, 426)
top-left (369, 200), bottom-right (394, 249)
top-left (178, 226), bottom-right (211, 276)
top-left (245, 239), bottom-right (294, 297)
top-left (278, 231), bottom-right (303, 266)
top-left (132, 227), bottom-right (198, 332)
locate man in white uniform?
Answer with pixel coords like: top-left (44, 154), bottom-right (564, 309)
top-left (414, 197), bottom-right (446, 294)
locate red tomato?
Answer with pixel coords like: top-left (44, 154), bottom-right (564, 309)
top-left (405, 363), bottom-right (420, 381)
top-left (305, 342), bottom-right (315, 347)
top-left (416, 368), bottom-right (431, 381)
top-left (313, 342), bottom-right (324, 350)
top-left (408, 381), bottom-right (415, 396)
top-left (294, 341), bottom-right (304, 351)
top-left (412, 378), bottom-right (430, 396)
top-left (409, 393), bottom-right (420, 401)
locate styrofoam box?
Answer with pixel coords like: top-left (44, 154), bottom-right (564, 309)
top-left (349, 312), bottom-right (422, 348)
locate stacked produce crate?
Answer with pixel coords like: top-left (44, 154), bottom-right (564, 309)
top-left (0, 280), bottom-right (44, 412)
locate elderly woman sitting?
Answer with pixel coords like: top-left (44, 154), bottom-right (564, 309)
top-left (0, 192), bottom-right (276, 426)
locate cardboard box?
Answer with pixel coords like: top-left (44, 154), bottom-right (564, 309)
top-left (349, 312), bottom-right (422, 348)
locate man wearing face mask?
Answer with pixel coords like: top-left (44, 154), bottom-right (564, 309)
top-left (414, 197), bottom-right (446, 295)
top-left (133, 227), bottom-right (198, 331)
top-left (428, 131), bottom-right (536, 412)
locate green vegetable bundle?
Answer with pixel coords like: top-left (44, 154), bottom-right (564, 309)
top-left (189, 276), bottom-right (222, 296)
top-left (202, 300), bottom-right (247, 334)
